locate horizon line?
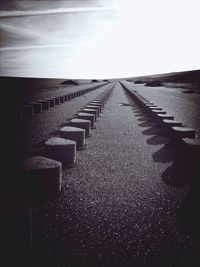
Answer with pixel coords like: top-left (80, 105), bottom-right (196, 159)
top-left (1, 69), bottom-right (199, 80)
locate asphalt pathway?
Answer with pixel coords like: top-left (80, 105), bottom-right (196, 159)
top-left (26, 82), bottom-right (200, 267)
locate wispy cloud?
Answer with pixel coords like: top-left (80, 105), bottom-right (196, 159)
top-left (0, 44), bottom-right (72, 51)
top-left (0, 6), bottom-right (113, 17)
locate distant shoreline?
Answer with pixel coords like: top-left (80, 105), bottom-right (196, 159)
top-left (1, 69), bottom-right (200, 94)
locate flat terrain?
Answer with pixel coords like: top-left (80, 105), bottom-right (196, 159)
top-left (123, 81), bottom-right (200, 138)
top-left (3, 81), bottom-right (200, 267)
top-left (0, 76), bottom-right (100, 105)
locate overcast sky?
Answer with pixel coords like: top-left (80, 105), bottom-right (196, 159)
top-left (0, 0), bottom-right (200, 78)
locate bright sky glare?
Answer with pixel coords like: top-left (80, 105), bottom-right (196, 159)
top-left (0, 0), bottom-right (200, 78)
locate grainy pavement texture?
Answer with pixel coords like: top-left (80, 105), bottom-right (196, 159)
top-left (2, 82), bottom-right (200, 267)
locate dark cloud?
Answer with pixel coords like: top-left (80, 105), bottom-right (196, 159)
top-left (0, 1), bottom-right (111, 11)
top-left (0, 0), bottom-right (20, 11)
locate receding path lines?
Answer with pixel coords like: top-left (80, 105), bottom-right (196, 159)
top-left (30, 82), bottom-right (200, 266)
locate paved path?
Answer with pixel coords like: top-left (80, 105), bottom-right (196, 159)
top-left (23, 82), bottom-right (200, 267)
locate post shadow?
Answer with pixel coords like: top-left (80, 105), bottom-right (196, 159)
top-left (131, 100), bottom-right (200, 239)
top-left (142, 126), bottom-right (161, 136)
top-left (131, 101), bottom-right (169, 144)
top-left (146, 135), bottom-right (169, 145)
top-left (138, 121), bottom-right (156, 128)
top-left (152, 134), bottom-right (200, 238)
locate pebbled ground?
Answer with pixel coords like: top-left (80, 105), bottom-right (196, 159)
top-left (18, 82), bottom-right (200, 267)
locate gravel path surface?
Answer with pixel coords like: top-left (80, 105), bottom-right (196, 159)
top-left (23, 82), bottom-right (200, 267)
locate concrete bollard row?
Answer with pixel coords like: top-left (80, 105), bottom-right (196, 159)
top-left (51, 85), bottom-right (113, 157)
top-left (121, 82), bottom-right (198, 142)
top-left (17, 83), bottom-right (114, 202)
top-left (30, 102), bottom-right (42, 113)
top-left (45, 137), bottom-right (76, 167)
top-left (71, 85), bottom-right (115, 132)
top-left (18, 156), bottom-right (62, 201)
top-left (91, 100), bottom-right (104, 108)
top-left (53, 97), bottom-right (60, 105)
top-left (44, 98), bottom-right (55, 107)
top-left (17, 83), bottom-right (108, 119)
top-left (55, 85), bottom-right (114, 159)
top-left (70, 118), bottom-right (91, 137)
top-left (149, 107), bottom-right (162, 111)
top-left (86, 105), bottom-right (100, 116)
top-left (88, 103), bottom-right (102, 112)
top-left (15, 82), bottom-right (113, 249)
top-left (157, 114), bottom-right (174, 121)
top-left (171, 127), bottom-right (196, 139)
top-left (82, 108), bottom-right (98, 121)
top-left (77, 113), bottom-right (96, 128)
top-left (60, 126), bottom-right (85, 150)
top-left (18, 136), bottom-right (77, 201)
top-left (38, 100), bottom-right (50, 110)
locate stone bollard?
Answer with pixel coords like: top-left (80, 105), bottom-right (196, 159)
top-left (60, 126), bottom-right (85, 150)
top-left (89, 102), bottom-right (102, 112)
top-left (77, 113), bottom-right (95, 128)
top-left (151, 110), bottom-right (166, 116)
top-left (38, 100), bottom-right (50, 110)
top-left (59, 96), bottom-right (64, 103)
top-left (142, 101), bottom-right (153, 105)
top-left (94, 98), bottom-right (104, 102)
top-left (64, 95), bottom-right (69, 101)
top-left (144, 104), bottom-right (157, 111)
top-left (157, 114), bottom-right (174, 121)
top-left (30, 102), bottom-right (42, 113)
top-left (18, 156), bottom-right (62, 200)
top-left (53, 97), bottom-right (60, 105)
top-left (172, 127), bottom-right (196, 138)
top-left (45, 137), bottom-right (76, 168)
top-left (91, 99), bottom-right (103, 103)
top-left (86, 105), bottom-right (100, 116)
top-left (70, 118), bottom-right (91, 137)
top-left (81, 108), bottom-right (98, 121)
top-left (91, 100), bottom-right (104, 107)
top-left (44, 98), bottom-right (55, 107)
top-left (163, 119), bottom-right (182, 128)
top-left (66, 94), bottom-right (71, 101)
top-left (145, 103), bottom-right (156, 107)
top-left (149, 107), bottom-right (162, 110)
